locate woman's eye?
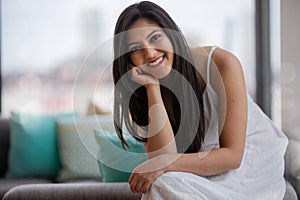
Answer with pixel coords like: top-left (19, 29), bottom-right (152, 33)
top-left (151, 34), bottom-right (161, 42)
top-left (130, 46), bottom-right (142, 54)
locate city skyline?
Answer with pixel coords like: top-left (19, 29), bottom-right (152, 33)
top-left (2, 0), bottom-right (253, 74)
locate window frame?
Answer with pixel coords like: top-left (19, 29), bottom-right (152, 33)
top-left (255, 0), bottom-right (272, 118)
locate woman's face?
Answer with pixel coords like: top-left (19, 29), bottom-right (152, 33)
top-left (126, 19), bottom-right (174, 79)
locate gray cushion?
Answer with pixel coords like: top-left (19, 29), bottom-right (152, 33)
top-left (0, 178), bottom-right (52, 199)
top-left (3, 182), bottom-right (142, 200)
top-left (2, 180), bottom-right (297, 200)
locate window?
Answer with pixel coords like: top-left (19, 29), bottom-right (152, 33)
top-left (1, 0), bottom-right (255, 116)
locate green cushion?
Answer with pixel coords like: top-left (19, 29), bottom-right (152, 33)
top-left (94, 129), bottom-right (147, 182)
top-left (6, 112), bottom-right (75, 178)
top-left (56, 115), bottom-right (113, 182)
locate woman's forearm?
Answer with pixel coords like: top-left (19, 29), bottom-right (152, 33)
top-left (159, 147), bottom-right (242, 176)
top-left (145, 84), bottom-right (177, 158)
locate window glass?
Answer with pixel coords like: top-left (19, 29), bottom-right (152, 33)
top-left (2, 0), bottom-right (255, 116)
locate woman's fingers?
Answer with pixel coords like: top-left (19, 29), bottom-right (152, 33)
top-left (134, 179), bottom-right (145, 193)
top-left (129, 67), bottom-right (141, 82)
top-left (128, 66), bottom-right (158, 85)
top-left (141, 181), bottom-right (152, 193)
top-left (129, 173), bottom-right (148, 193)
top-left (131, 67), bottom-right (142, 79)
top-left (129, 173), bottom-right (141, 193)
top-left (129, 172), bottom-right (139, 193)
top-left (129, 172), bottom-right (156, 194)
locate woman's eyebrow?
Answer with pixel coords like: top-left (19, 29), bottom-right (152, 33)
top-left (146, 29), bottom-right (160, 40)
top-left (127, 29), bottom-right (161, 47)
top-left (127, 41), bottom-right (139, 47)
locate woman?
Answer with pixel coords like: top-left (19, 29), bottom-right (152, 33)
top-left (112, 1), bottom-right (288, 199)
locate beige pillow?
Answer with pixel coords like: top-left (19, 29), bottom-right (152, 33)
top-left (86, 101), bottom-right (112, 115)
top-left (56, 114), bottom-right (114, 182)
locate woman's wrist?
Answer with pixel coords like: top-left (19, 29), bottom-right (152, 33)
top-left (145, 83), bottom-right (162, 100)
top-left (145, 83), bottom-right (160, 92)
top-left (156, 153), bottom-right (179, 173)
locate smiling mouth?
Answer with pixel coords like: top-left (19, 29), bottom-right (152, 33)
top-left (146, 56), bottom-right (164, 67)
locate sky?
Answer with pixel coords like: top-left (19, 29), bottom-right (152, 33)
top-left (2, 0), bottom-right (254, 74)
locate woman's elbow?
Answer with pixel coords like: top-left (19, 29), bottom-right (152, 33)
top-left (231, 159), bottom-right (242, 170)
top-left (230, 154), bottom-right (243, 170)
top-left (224, 149), bottom-right (243, 170)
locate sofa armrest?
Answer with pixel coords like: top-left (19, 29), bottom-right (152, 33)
top-left (285, 139), bottom-right (300, 198)
top-left (0, 118), bottom-right (10, 178)
top-left (289, 176), bottom-right (300, 199)
top-left (284, 180), bottom-right (299, 200)
top-left (3, 182), bottom-right (142, 200)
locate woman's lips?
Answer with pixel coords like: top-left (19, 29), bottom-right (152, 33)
top-left (147, 56), bottom-right (164, 68)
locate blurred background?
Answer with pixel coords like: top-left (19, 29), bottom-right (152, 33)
top-left (2, 1), bottom-right (300, 197)
top-left (1, 0), bottom-right (282, 124)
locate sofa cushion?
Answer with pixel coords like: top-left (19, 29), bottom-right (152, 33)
top-left (55, 115), bottom-right (112, 182)
top-left (1, 180), bottom-right (297, 200)
top-left (0, 178), bottom-right (52, 199)
top-left (2, 182), bottom-right (142, 200)
top-left (6, 112), bottom-right (74, 178)
top-left (94, 129), bottom-right (147, 182)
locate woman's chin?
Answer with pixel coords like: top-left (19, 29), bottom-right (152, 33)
top-left (153, 67), bottom-right (172, 80)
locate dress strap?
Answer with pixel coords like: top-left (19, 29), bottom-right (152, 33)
top-left (206, 45), bottom-right (218, 85)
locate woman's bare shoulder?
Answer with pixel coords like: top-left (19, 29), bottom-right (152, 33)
top-left (189, 46), bottom-right (210, 56)
top-left (189, 46), bottom-right (210, 76)
top-left (189, 46), bottom-right (244, 93)
top-left (190, 46), bottom-right (237, 65)
top-left (190, 46), bottom-right (242, 75)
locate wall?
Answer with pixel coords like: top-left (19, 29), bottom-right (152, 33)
top-left (281, 0), bottom-right (300, 189)
top-left (281, 0), bottom-right (300, 141)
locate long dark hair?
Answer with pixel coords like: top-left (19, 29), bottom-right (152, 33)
top-left (113, 1), bottom-right (206, 153)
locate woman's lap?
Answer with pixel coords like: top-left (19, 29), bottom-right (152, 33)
top-left (142, 171), bottom-right (250, 200)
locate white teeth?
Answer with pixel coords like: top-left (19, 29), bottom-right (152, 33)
top-left (148, 56), bottom-right (163, 66)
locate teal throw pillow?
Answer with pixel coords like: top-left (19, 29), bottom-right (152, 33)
top-left (6, 112), bottom-right (75, 178)
top-left (94, 129), bottom-right (147, 182)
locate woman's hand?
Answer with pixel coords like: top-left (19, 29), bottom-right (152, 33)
top-left (128, 155), bottom-right (168, 194)
top-left (129, 66), bottom-right (159, 86)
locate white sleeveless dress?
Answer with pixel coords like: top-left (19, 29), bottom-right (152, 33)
top-left (142, 46), bottom-right (289, 200)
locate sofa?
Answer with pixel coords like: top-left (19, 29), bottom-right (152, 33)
top-left (0, 115), bottom-right (142, 200)
top-left (0, 115), bottom-right (299, 200)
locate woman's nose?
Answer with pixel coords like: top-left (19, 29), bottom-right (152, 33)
top-left (143, 47), bottom-right (157, 58)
